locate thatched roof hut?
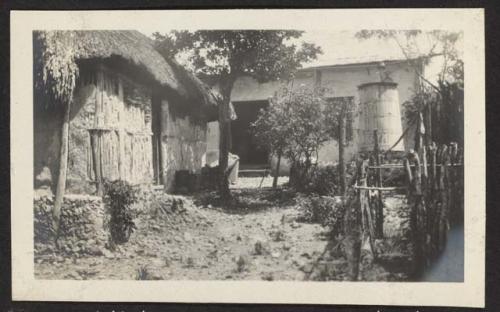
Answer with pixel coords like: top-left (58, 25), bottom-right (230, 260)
top-left (33, 30), bottom-right (219, 119)
top-left (34, 30), bottom-right (221, 205)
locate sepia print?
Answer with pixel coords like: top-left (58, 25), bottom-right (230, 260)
top-left (11, 9), bottom-right (484, 306)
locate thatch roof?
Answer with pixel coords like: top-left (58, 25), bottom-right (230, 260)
top-left (33, 30), bottom-right (219, 116)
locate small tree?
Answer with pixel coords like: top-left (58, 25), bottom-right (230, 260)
top-left (251, 96), bottom-right (292, 188)
top-left (252, 86), bottom-right (340, 191)
top-left (323, 97), bottom-right (355, 195)
top-left (154, 30), bottom-right (321, 200)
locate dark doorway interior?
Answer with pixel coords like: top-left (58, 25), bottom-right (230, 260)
top-left (231, 100), bottom-right (270, 168)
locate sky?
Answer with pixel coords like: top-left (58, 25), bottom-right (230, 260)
top-left (137, 29), bottom-right (461, 68)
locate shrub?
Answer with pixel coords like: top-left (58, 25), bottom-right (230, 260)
top-left (296, 195), bottom-right (345, 237)
top-left (303, 165), bottom-right (339, 196)
top-left (103, 180), bottom-right (138, 244)
top-left (298, 164), bottom-right (355, 196)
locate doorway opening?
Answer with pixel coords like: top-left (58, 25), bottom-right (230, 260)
top-left (231, 100), bottom-right (270, 169)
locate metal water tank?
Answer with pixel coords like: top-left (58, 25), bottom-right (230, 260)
top-left (357, 82), bottom-right (404, 152)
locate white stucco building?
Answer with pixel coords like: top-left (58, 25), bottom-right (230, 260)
top-left (207, 55), bottom-right (444, 174)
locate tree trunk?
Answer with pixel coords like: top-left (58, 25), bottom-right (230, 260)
top-left (52, 102), bottom-right (71, 237)
top-left (272, 151), bottom-right (282, 189)
top-left (218, 76), bottom-right (235, 200)
top-left (289, 161), bottom-right (298, 189)
top-left (338, 111), bottom-right (346, 196)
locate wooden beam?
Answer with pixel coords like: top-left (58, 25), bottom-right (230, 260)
top-left (92, 67), bottom-right (104, 195)
top-left (373, 130), bottom-right (384, 238)
top-left (90, 130), bottom-right (103, 196)
top-left (339, 107), bottom-right (346, 195)
top-left (117, 77), bottom-right (126, 181)
top-left (354, 185), bottom-right (406, 191)
top-left (52, 101), bottom-right (71, 238)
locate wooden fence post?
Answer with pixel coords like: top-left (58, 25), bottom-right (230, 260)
top-left (427, 143), bottom-right (437, 254)
top-left (438, 145), bottom-right (451, 252)
top-left (373, 130), bottom-right (384, 238)
top-left (406, 151), bottom-right (425, 278)
top-left (339, 110), bottom-right (346, 195)
top-left (344, 159), bottom-right (365, 281)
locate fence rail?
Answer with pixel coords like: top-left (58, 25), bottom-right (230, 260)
top-left (347, 140), bottom-right (463, 280)
top-left (367, 164), bottom-right (463, 169)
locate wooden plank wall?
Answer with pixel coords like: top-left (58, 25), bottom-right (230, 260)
top-left (69, 63), bottom-right (208, 193)
top-left (160, 99), bottom-right (208, 191)
top-left (80, 65), bottom-right (154, 189)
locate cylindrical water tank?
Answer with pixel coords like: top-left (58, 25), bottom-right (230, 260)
top-left (357, 82), bottom-right (404, 152)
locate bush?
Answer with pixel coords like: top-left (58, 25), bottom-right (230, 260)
top-left (296, 163), bottom-right (357, 196)
top-left (103, 180), bottom-right (138, 244)
top-left (303, 165), bottom-right (339, 196)
top-left (296, 195), bottom-right (345, 237)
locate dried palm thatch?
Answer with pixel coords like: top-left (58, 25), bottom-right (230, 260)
top-left (34, 30), bottom-right (220, 114)
top-left (166, 59), bottom-right (222, 120)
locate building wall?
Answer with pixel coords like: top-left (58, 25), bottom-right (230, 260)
top-left (295, 61), bottom-right (421, 157)
top-left (62, 65), bottom-right (156, 193)
top-left (160, 100), bottom-right (208, 192)
top-left (207, 60), bottom-right (433, 174)
top-left (34, 103), bottom-right (63, 192)
top-left (66, 81), bottom-right (99, 194)
top-left (35, 62), bottom-right (209, 195)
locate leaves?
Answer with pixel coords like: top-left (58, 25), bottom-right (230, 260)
top-left (355, 30), bottom-right (463, 86)
top-left (251, 86), bottom-right (355, 169)
top-left (103, 180), bottom-right (139, 244)
top-left (154, 30), bottom-right (322, 198)
top-left (154, 30), bottom-right (322, 83)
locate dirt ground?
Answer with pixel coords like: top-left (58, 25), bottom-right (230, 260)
top-left (35, 177), bottom-right (409, 281)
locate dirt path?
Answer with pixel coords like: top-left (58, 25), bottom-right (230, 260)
top-left (35, 177), bottom-right (411, 281)
top-left (35, 182), bottom-right (333, 281)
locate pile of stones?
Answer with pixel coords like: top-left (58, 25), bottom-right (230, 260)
top-left (34, 194), bottom-right (107, 257)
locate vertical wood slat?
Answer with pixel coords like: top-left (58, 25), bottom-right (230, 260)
top-left (92, 67), bottom-right (104, 194)
top-left (407, 151), bottom-right (426, 277)
top-left (359, 159), bottom-right (377, 260)
top-left (118, 78), bottom-right (125, 180)
top-left (427, 143), bottom-right (437, 250)
top-left (90, 130), bottom-right (103, 195)
top-left (438, 145), bottom-right (450, 252)
top-left (373, 130), bottom-right (384, 238)
top-left (345, 159), bottom-right (365, 281)
top-left (88, 66), bottom-right (155, 187)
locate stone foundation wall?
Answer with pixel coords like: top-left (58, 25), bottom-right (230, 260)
top-left (34, 194), bottom-right (107, 256)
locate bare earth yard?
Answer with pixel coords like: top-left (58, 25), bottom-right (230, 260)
top-left (35, 177), bottom-right (409, 281)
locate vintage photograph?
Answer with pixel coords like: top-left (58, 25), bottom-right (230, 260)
top-left (10, 9), bottom-right (485, 306)
top-left (32, 28), bottom-right (464, 282)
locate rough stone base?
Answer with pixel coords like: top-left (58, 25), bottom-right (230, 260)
top-left (34, 194), bottom-right (107, 256)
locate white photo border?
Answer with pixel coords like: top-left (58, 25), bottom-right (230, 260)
top-left (10, 9), bottom-right (485, 307)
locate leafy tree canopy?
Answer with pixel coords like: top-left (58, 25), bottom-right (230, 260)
top-left (252, 86), bottom-right (354, 164)
top-left (153, 30), bottom-right (322, 84)
top-left (355, 30), bottom-right (463, 87)
top-left (153, 30), bottom-right (322, 199)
